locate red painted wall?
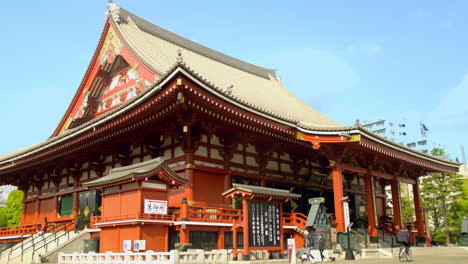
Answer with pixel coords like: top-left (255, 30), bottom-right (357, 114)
top-left (141, 225), bottom-right (168, 252)
top-left (193, 170), bottom-right (225, 206)
top-left (23, 201), bottom-right (37, 224)
top-left (39, 198), bottom-right (56, 221)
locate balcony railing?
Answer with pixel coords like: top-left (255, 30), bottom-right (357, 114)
top-left (0, 223), bottom-right (41, 238)
top-left (282, 212), bottom-right (307, 230)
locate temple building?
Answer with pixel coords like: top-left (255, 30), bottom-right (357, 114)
top-left (0, 2), bottom-right (459, 259)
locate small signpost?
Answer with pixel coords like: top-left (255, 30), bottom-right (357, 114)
top-left (287, 238), bottom-right (296, 264)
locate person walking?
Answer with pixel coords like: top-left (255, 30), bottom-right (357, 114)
top-left (318, 234), bottom-right (326, 262)
top-left (306, 230), bottom-right (315, 263)
top-left (396, 226), bottom-right (411, 255)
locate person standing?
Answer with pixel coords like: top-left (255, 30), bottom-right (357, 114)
top-left (318, 234), bottom-right (326, 262)
top-left (74, 216), bottom-right (81, 233)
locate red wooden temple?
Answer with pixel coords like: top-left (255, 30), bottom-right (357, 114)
top-left (0, 2), bottom-right (459, 258)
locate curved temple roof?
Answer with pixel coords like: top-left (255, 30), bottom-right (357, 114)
top-left (0, 4), bottom-right (460, 173)
top-left (84, 157), bottom-right (188, 187)
top-left (113, 6), bottom-right (341, 128)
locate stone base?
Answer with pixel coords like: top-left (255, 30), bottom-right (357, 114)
top-left (369, 236), bottom-right (379, 244)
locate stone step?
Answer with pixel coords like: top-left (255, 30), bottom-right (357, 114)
top-left (8, 233), bottom-right (77, 261)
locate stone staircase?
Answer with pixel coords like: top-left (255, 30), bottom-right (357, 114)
top-left (352, 228), bottom-right (394, 258)
top-left (0, 230), bottom-right (81, 264)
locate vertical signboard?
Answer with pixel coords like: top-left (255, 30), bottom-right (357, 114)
top-left (248, 201), bottom-right (280, 247)
top-left (343, 200), bottom-right (350, 231)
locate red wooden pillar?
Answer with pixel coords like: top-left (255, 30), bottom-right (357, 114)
top-left (331, 160), bottom-right (345, 232)
top-left (279, 203), bottom-right (284, 253)
top-left (242, 198), bottom-right (250, 259)
top-left (390, 178), bottom-right (402, 234)
top-left (35, 198), bottom-right (40, 222)
top-left (72, 192), bottom-right (79, 217)
top-left (364, 169), bottom-right (378, 243)
top-left (218, 228), bottom-right (225, 249)
top-left (224, 173), bottom-right (232, 204)
top-left (185, 151), bottom-right (195, 202)
top-left (233, 227), bottom-right (238, 257)
top-left (180, 227), bottom-right (189, 243)
top-left (179, 197), bottom-right (190, 243)
top-left (412, 179), bottom-right (426, 244)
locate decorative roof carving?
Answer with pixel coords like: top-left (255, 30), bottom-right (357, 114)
top-left (106, 0), bottom-right (120, 23)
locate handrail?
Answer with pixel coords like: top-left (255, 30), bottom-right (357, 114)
top-left (30, 221), bottom-right (74, 261)
top-left (0, 225), bottom-right (39, 256)
top-left (377, 227), bottom-right (395, 252)
top-left (356, 219), bottom-right (369, 248)
top-left (10, 221), bottom-right (67, 261)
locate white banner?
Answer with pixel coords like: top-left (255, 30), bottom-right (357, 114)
top-left (343, 201), bottom-right (350, 231)
top-left (144, 199), bottom-right (168, 214)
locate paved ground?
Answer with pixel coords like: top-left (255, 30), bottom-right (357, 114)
top-left (329, 255), bottom-right (467, 264)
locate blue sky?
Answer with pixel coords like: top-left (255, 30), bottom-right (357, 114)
top-left (1, 0), bottom-right (467, 161)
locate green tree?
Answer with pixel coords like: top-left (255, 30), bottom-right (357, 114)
top-left (421, 148), bottom-right (464, 244)
top-left (5, 190), bottom-right (24, 227)
top-left (400, 184), bottom-right (415, 223)
top-left (0, 207), bottom-right (7, 227)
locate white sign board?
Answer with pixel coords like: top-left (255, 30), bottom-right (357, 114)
top-left (343, 201), bottom-right (350, 231)
top-left (134, 240), bottom-right (146, 251)
top-left (123, 240), bottom-right (132, 251)
top-left (144, 199), bottom-right (168, 214)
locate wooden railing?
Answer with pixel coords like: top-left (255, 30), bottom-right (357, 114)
top-left (282, 212), bottom-right (308, 230)
top-left (0, 223), bottom-right (42, 238)
top-left (186, 206), bottom-right (242, 223)
top-left (379, 219), bottom-right (395, 234)
top-left (93, 213), bottom-right (175, 226)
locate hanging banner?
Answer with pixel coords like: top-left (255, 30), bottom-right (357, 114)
top-left (144, 199), bottom-right (168, 214)
top-left (343, 200), bottom-right (350, 231)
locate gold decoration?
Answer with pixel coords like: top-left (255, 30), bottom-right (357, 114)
top-left (98, 27), bottom-right (123, 63)
top-left (177, 78), bottom-right (183, 85)
top-left (185, 163), bottom-right (195, 169)
top-left (59, 117), bottom-right (73, 135)
top-left (83, 206), bottom-right (90, 217)
top-left (349, 134), bottom-right (361, 142)
top-left (295, 131), bottom-right (304, 140)
top-left (133, 62), bottom-right (139, 69)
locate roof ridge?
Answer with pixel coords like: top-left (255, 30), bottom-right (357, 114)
top-left (116, 7), bottom-right (277, 79)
